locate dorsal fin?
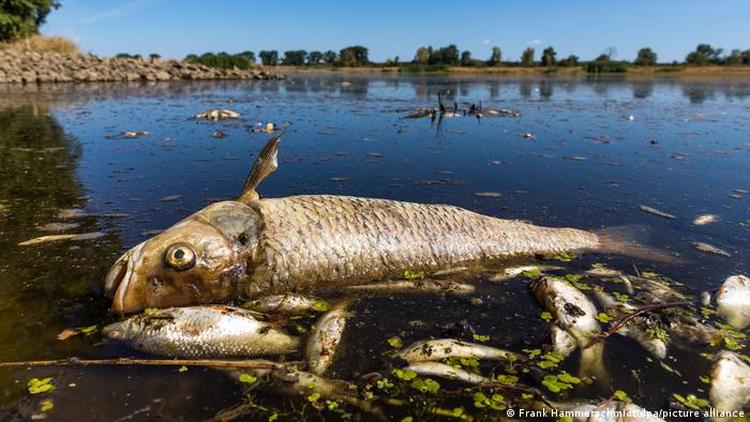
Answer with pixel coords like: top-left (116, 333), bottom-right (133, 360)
top-left (239, 134), bottom-right (281, 202)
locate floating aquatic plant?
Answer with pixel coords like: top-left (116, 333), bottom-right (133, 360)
top-left (27, 377), bottom-right (54, 394)
top-left (672, 393), bottom-right (709, 410)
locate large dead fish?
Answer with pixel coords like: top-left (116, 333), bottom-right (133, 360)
top-left (710, 351), bottom-right (750, 420)
top-left (105, 135), bottom-right (670, 313)
top-left (716, 275), bottom-right (750, 330)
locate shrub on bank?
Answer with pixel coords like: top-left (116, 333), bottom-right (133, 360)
top-left (0, 35), bottom-right (78, 55)
top-left (184, 52), bottom-right (252, 70)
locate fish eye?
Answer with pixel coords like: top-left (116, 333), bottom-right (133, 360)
top-left (164, 243), bottom-right (196, 271)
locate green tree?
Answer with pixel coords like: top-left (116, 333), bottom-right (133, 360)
top-left (685, 44), bottom-right (723, 65)
top-left (322, 50), bottom-right (337, 64)
top-left (634, 47), bottom-right (657, 66)
top-left (338, 45), bottom-right (369, 66)
top-left (148, 53), bottom-right (161, 61)
top-left (487, 46), bottom-right (502, 65)
top-left (742, 50), bottom-right (750, 65)
top-left (725, 49), bottom-right (742, 65)
top-left (414, 46), bottom-right (429, 64)
top-left (540, 46), bottom-right (556, 66)
top-left (0, 0), bottom-right (59, 41)
top-left (307, 50), bottom-right (323, 65)
top-left (429, 44), bottom-right (459, 65)
top-left (558, 54), bottom-right (579, 67)
top-left (238, 51), bottom-right (256, 63)
top-left (282, 50), bottom-right (307, 66)
top-left (259, 50), bottom-right (279, 66)
top-left (460, 50), bottom-right (472, 66)
top-left (520, 47), bottom-right (535, 66)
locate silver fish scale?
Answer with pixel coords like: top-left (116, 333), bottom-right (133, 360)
top-left (132, 307), bottom-right (296, 358)
top-left (253, 195), bottom-right (598, 289)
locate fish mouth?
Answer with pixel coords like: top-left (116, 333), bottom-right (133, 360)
top-left (105, 242), bottom-right (147, 314)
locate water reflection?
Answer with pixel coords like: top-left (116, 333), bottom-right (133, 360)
top-left (0, 105), bottom-right (121, 410)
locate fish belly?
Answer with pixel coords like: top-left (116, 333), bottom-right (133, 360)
top-left (252, 195), bottom-right (597, 289)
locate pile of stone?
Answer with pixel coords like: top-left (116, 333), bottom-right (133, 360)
top-left (0, 50), bottom-right (285, 83)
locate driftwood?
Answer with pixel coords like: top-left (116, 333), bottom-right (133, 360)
top-left (0, 357), bottom-right (278, 370)
top-left (603, 301), bottom-right (690, 337)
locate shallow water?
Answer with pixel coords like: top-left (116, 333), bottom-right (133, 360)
top-left (0, 74), bottom-right (749, 421)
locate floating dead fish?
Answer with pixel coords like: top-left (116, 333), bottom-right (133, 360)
top-left (710, 351), bottom-right (750, 418)
top-left (716, 275), bottom-right (750, 330)
top-left (306, 302), bottom-right (350, 376)
top-left (345, 279), bottom-right (475, 295)
top-left (57, 208), bottom-right (89, 219)
top-left (519, 132), bottom-right (535, 139)
top-left (559, 400), bottom-right (665, 422)
top-left (105, 135), bottom-right (671, 314)
top-left (639, 205), bottom-right (675, 219)
top-left (106, 131), bottom-right (150, 140)
top-left (103, 305), bottom-right (299, 359)
top-left (693, 214), bottom-right (719, 226)
top-left (489, 265), bottom-right (563, 282)
top-left (196, 109), bottom-right (240, 121)
top-left (211, 130), bottom-right (227, 139)
top-left (243, 293), bottom-right (328, 316)
top-left (36, 222), bottom-right (80, 232)
top-left (394, 338), bottom-right (514, 363)
top-left (584, 267), bottom-right (623, 278)
top-left (159, 195), bottom-right (182, 202)
top-left (405, 362), bottom-right (488, 384)
top-left (474, 192), bottom-right (502, 198)
top-left (594, 291), bottom-right (668, 359)
top-left (691, 242), bottom-right (731, 257)
top-left (19, 232), bottom-right (105, 246)
top-left (486, 108), bottom-right (521, 117)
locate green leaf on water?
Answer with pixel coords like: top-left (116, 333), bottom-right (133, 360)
top-left (472, 333), bottom-right (490, 343)
top-left (698, 375), bottom-right (711, 384)
top-left (144, 308), bottom-right (158, 316)
top-left (594, 312), bottom-right (613, 323)
top-left (564, 274), bottom-right (582, 283)
top-left (403, 270), bottom-right (425, 281)
top-left (387, 336), bottom-right (403, 348)
top-left (178, 366), bottom-right (188, 373)
top-left (672, 393), bottom-right (709, 410)
top-left (376, 378), bottom-right (394, 390)
top-left (613, 292), bottom-right (630, 302)
top-left (700, 307), bottom-right (718, 318)
top-left (80, 325), bottom-right (97, 334)
top-left (411, 377), bottom-right (440, 394)
top-left (27, 378), bottom-right (54, 395)
top-left (459, 357), bottom-right (479, 367)
top-left (641, 271), bottom-right (659, 279)
top-left (392, 368), bottom-right (417, 381)
top-left (307, 392), bottom-right (321, 403)
top-left (521, 269), bottom-right (543, 279)
top-left (557, 371), bottom-right (581, 385)
top-left (238, 373), bottom-right (257, 384)
top-left (40, 398), bottom-right (54, 413)
top-left (401, 418), bottom-right (413, 422)
top-left (312, 300), bottom-right (331, 312)
top-left (268, 413), bottom-right (278, 422)
top-left (540, 311), bottom-right (553, 322)
top-left (495, 374), bottom-right (518, 386)
top-left (550, 252), bottom-right (577, 262)
top-left (614, 390), bottom-right (629, 401)
top-left (591, 263), bottom-right (605, 269)
top-left (523, 348), bottom-right (542, 358)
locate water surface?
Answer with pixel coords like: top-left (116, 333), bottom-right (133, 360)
top-left (0, 74), bottom-right (749, 420)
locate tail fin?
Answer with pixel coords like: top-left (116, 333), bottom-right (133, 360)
top-left (239, 134), bottom-right (281, 203)
top-left (595, 225), bottom-right (682, 263)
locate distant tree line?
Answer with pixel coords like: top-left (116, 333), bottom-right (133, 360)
top-left (108, 43), bottom-right (750, 72)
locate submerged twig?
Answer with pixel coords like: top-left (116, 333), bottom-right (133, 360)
top-left (602, 301), bottom-right (690, 338)
top-left (0, 357), bottom-right (279, 370)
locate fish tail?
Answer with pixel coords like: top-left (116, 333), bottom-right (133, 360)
top-left (594, 225), bottom-right (681, 263)
top-left (239, 134), bottom-right (282, 202)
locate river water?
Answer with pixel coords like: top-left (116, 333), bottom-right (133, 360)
top-left (0, 74), bottom-right (748, 421)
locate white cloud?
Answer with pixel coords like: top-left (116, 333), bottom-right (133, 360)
top-left (80, 0), bottom-right (154, 25)
top-left (526, 39), bottom-right (543, 45)
top-left (482, 39), bottom-right (490, 45)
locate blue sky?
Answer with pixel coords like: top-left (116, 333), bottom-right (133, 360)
top-left (43, 0), bottom-right (750, 62)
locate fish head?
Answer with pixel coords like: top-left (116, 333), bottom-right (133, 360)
top-left (105, 201), bottom-right (261, 314)
top-left (102, 315), bottom-right (146, 342)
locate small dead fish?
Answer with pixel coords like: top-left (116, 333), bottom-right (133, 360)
top-left (19, 232), bottom-right (105, 246)
top-left (710, 351), bottom-right (750, 416)
top-left (532, 276), bottom-right (601, 349)
top-left (395, 338), bottom-right (514, 363)
top-left (106, 131), bottom-right (149, 139)
top-left (639, 205), bottom-right (675, 219)
top-left (691, 242), bottom-right (731, 257)
top-left (196, 109), bottom-right (240, 121)
top-left (102, 305), bottom-right (300, 358)
top-left (57, 208), bottom-right (89, 219)
top-left (594, 291), bottom-right (668, 359)
top-left (405, 362), bottom-right (488, 384)
top-left (306, 302), bottom-right (350, 376)
top-left (716, 275), bottom-right (750, 330)
top-left (345, 279), bottom-right (475, 295)
top-left (560, 401), bottom-right (665, 421)
top-left (243, 294), bottom-right (328, 316)
top-left (159, 195), bottom-right (182, 202)
top-left (489, 265), bottom-right (562, 282)
top-left (584, 267), bottom-right (623, 278)
top-left (693, 214), bottom-right (719, 226)
top-left (519, 132), bottom-right (535, 139)
top-left (211, 130), bottom-right (227, 139)
top-left (474, 192), bottom-right (502, 198)
top-left (36, 222), bottom-right (80, 232)
top-left (486, 108), bottom-right (521, 117)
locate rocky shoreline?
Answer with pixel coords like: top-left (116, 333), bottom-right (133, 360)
top-left (0, 50), bottom-right (285, 83)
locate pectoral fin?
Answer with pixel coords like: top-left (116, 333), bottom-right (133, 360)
top-left (239, 134), bottom-right (281, 202)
